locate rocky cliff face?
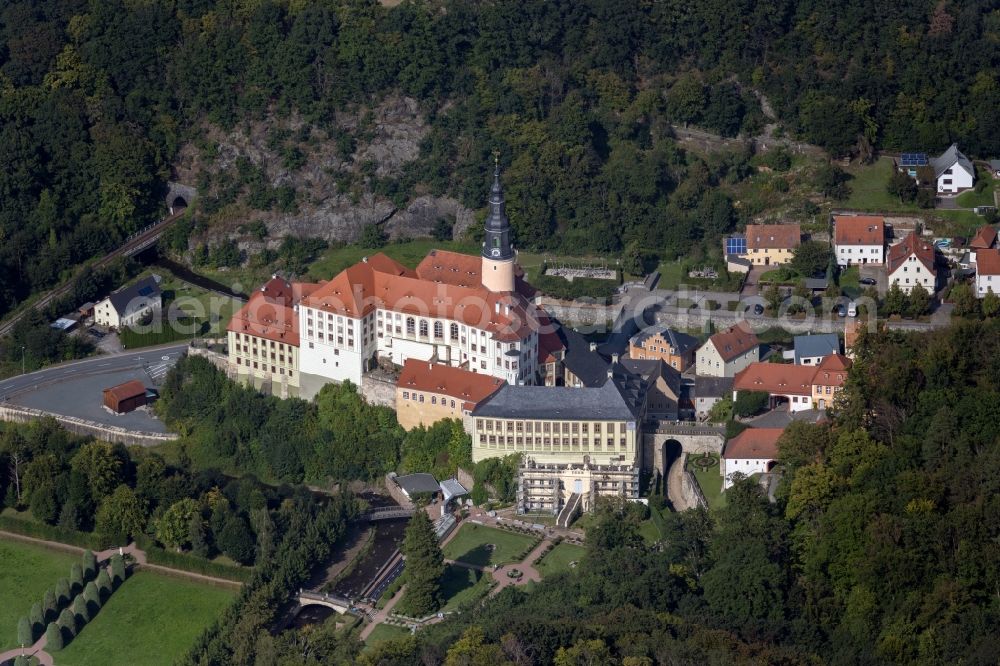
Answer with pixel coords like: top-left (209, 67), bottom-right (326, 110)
top-left (173, 94), bottom-right (474, 247)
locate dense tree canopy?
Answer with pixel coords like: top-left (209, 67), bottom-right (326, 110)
top-left (3, 0), bottom-right (998, 318)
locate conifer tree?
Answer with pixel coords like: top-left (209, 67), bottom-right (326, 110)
top-left (401, 511), bottom-right (444, 616)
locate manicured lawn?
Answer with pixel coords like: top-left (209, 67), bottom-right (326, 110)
top-left (0, 539), bottom-right (78, 651)
top-left (687, 453), bottom-right (727, 510)
top-left (535, 543), bottom-right (585, 578)
top-left (118, 270), bottom-right (240, 348)
top-left (655, 261), bottom-right (685, 290)
top-left (442, 524), bottom-right (538, 568)
top-left (638, 518), bottom-right (661, 544)
top-left (364, 622), bottom-right (412, 648)
top-left (56, 570), bottom-right (234, 666)
top-left (439, 564), bottom-right (492, 611)
top-left (955, 170), bottom-right (996, 208)
top-left (843, 157), bottom-right (922, 213)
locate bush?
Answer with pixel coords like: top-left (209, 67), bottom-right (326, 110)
top-left (0, 514), bottom-right (104, 549)
top-left (733, 390), bottom-right (770, 417)
top-left (531, 273), bottom-right (618, 302)
top-left (55, 578), bottom-right (71, 607)
top-left (70, 563), bottom-right (84, 594)
top-left (42, 590), bottom-right (57, 622)
top-left (58, 608), bottom-right (76, 636)
top-left (45, 622), bottom-right (63, 651)
top-left (17, 616), bottom-right (33, 647)
top-left (136, 536), bottom-right (250, 582)
top-left (29, 602), bottom-right (44, 633)
top-left (110, 554), bottom-right (125, 585)
top-left (84, 581), bottom-right (101, 609)
top-left (82, 550), bottom-right (97, 580)
top-left (96, 569), bottom-right (112, 594)
top-left (72, 595), bottom-right (90, 623)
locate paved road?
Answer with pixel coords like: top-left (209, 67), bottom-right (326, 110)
top-left (0, 344), bottom-right (188, 432)
top-left (0, 212), bottom-right (185, 339)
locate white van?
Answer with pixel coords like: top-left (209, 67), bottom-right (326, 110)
top-left (847, 301), bottom-right (858, 317)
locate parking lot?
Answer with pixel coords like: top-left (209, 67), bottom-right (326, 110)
top-left (858, 264), bottom-right (886, 296)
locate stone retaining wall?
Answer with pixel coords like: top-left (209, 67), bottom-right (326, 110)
top-left (361, 374), bottom-right (396, 407)
top-left (0, 404), bottom-right (177, 446)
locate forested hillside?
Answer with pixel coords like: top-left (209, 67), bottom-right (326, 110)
top-left (3, 0), bottom-right (999, 318)
top-left (362, 319), bottom-right (1000, 665)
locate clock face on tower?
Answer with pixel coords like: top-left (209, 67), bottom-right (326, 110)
top-left (491, 248), bottom-right (501, 257)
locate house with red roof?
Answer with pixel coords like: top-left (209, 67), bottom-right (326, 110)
top-left (732, 354), bottom-right (853, 412)
top-left (721, 427), bottom-right (785, 489)
top-left (696, 324), bottom-right (760, 377)
top-left (975, 248), bottom-right (1000, 298)
top-left (834, 215), bottom-right (885, 266)
top-left (887, 233), bottom-right (937, 294)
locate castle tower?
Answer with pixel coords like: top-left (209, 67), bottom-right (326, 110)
top-left (481, 159), bottom-right (516, 293)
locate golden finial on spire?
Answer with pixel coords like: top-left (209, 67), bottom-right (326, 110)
top-left (492, 149), bottom-right (500, 173)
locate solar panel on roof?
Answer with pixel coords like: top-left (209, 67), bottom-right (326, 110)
top-left (726, 236), bottom-right (746, 255)
top-left (900, 152), bottom-right (927, 167)
top-left (137, 286), bottom-right (154, 296)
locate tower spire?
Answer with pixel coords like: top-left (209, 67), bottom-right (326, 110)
top-left (481, 154), bottom-right (515, 292)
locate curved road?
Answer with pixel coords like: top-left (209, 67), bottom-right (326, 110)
top-left (0, 344), bottom-right (188, 434)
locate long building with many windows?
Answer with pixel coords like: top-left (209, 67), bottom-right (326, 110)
top-left (227, 276), bottom-right (318, 397)
top-left (470, 360), bottom-right (650, 514)
top-left (295, 166), bottom-right (545, 398)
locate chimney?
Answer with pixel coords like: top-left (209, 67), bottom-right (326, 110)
top-left (612, 353), bottom-right (619, 364)
top-left (589, 342), bottom-right (597, 352)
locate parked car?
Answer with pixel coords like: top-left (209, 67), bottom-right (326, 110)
top-left (753, 304), bottom-right (764, 315)
top-left (859, 277), bottom-right (877, 285)
top-left (88, 328), bottom-right (105, 339)
top-left (834, 304), bottom-right (847, 317)
top-left (848, 302), bottom-right (858, 317)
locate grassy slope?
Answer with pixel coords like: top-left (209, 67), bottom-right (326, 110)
top-left (0, 539), bottom-right (78, 651)
top-left (363, 622), bottom-right (412, 648)
top-left (56, 571), bottom-right (234, 666)
top-left (441, 524), bottom-right (537, 567)
top-left (688, 453), bottom-right (727, 510)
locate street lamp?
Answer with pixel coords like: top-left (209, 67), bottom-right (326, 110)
top-left (20, 345), bottom-right (25, 375)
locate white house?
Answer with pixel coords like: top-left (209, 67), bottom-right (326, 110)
top-left (834, 215), bottom-right (885, 266)
top-left (793, 334), bottom-right (840, 365)
top-left (94, 276), bottom-right (162, 329)
top-left (696, 324), bottom-right (759, 378)
top-left (886, 233), bottom-right (937, 294)
top-left (930, 144), bottom-right (975, 194)
top-left (975, 248), bottom-right (1000, 298)
top-left (721, 428), bottom-right (784, 490)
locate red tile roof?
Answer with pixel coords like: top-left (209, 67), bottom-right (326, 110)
top-left (733, 363), bottom-right (815, 396)
top-left (745, 223), bottom-right (801, 250)
top-left (723, 428), bottom-right (785, 460)
top-left (970, 225), bottom-right (997, 250)
top-left (977, 248), bottom-right (1000, 276)
top-left (834, 215), bottom-right (885, 246)
top-left (302, 252), bottom-right (536, 341)
top-left (709, 324), bottom-right (759, 362)
top-left (886, 233), bottom-right (936, 275)
top-left (227, 278), bottom-right (319, 346)
top-left (813, 354), bottom-right (851, 388)
top-left (415, 249), bottom-right (483, 288)
top-left (397, 360), bottom-right (505, 411)
top-left (103, 380), bottom-right (146, 402)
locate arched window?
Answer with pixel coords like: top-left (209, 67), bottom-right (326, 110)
top-left (450, 323), bottom-right (459, 339)
top-left (434, 321), bottom-right (443, 339)
top-left (419, 320), bottom-right (429, 337)
top-left (406, 317), bottom-right (415, 335)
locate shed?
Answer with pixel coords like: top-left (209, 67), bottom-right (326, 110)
top-left (439, 478), bottom-right (468, 504)
top-left (103, 380), bottom-right (148, 414)
top-left (78, 302), bottom-right (96, 318)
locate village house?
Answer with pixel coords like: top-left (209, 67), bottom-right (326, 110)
top-left (811, 354), bottom-right (851, 410)
top-left (930, 144), bottom-right (975, 194)
top-left (733, 354), bottom-right (853, 412)
top-left (834, 215), bottom-right (885, 267)
top-left (721, 428), bottom-right (784, 490)
top-left (793, 334), bottom-right (841, 365)
top-left (696, 324), bottom-right (760, 378)
top-left (628, 326), bottom-right (699, 371)
top-left (886, 233), bottom-right (937, 294)
top-left (732, 363), bottom-right (815, 412)
top-left (94, 275), bottom-right (162, 329)
top-left (692, 376), bottom-right (733, 420)
top-left (395, 359), bottom-right (505, 431)
top-left (975, 248), bottom-right (1000, 298)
